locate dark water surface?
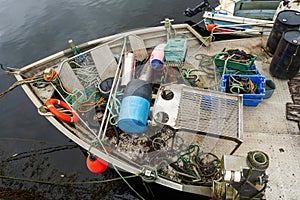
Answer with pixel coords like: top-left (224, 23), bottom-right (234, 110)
top-left (0, 0), bottom-right (213, 199)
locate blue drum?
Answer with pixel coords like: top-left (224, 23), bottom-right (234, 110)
top-left (118, 79), bottom-right (152, 133)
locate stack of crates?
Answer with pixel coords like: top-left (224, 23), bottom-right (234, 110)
top-left (216, 50), bottom-right (266, 106)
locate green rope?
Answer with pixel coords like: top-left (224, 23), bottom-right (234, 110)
top-left (174, 144), bottom-right (221, 183)
top-left (229, 75), bottom-right (256, 94)
top-left (176, 144), bottom-right (200, 174)
top-left (107, 89), bottom-right (123, 125)
top-left (140, 165), bottom-right (158, 183)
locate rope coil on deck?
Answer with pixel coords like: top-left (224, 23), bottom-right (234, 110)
top-left (247, 151), bottom-right (269, 170)
top-left (140, 165), bottom-right (158, 183)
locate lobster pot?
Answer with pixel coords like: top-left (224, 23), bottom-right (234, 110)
top-left (266, 10), bottom-right (300, 54)
top-left (270, 30), bottom-right (300, 79)
top-left (118, 79), bottom-right (152, 133)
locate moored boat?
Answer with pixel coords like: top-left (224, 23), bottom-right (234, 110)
top-left (185, 0), bottom-right (300, 35)
top-left (1, 18), bottom-right (299, 199)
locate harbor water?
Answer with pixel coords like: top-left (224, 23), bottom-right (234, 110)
top-left (0, 0), bottom-right (217, 199)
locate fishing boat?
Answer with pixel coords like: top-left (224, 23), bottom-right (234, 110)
top-left (185, 0), bottom-right (300, 35)
top-left (1, 17), bottom-right (299, 199)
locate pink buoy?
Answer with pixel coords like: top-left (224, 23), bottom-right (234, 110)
top-left (86, 154), bottom-right (108, 173)
top-left (150, 43), bottom-right (166, 70)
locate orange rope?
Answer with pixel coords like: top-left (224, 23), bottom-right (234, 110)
top-left (0, 74), bottom-right (43, 99)
top-left (57, 77), bottom-right (105, 113)
top-left (248, 80), bottom-right (255, 94)
top-left (43, 68), bottom-right (58, 82)
top-left (1, 67), bottom-right (105, 113)
top-left (77, 97), bottom-right (105, 113)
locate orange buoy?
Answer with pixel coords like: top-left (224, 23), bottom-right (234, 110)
top-left (86, 154), bottom-right (108, 173)
top-left (46, 98), bottom-right (79, 123)
top-left (207, 23), bottom-right (216, 31)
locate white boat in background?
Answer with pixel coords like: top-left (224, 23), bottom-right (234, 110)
top-left (1, 17), bottom-right (299, 199)
top-left (185, 0), bottom-right (300, 35)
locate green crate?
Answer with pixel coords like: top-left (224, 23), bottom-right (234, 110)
top-left (214, 52), bottom-right (257, 71)
top-left (218, 65), bottom-right (261, 75)
top-left (164, 38), bottom-right (187, 62)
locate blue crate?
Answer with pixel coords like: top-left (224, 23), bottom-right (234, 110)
top-left (220, 74), bottom-right (266, 106)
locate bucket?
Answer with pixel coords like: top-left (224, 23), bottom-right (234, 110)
top-left (98, 77), bottom-right (114, 99)
top-left (118, 79), bottom-right (152, 133)
top-left (270, 30), bottom-right (300, 79)
top-left (263, 80), bottom-right (276, 99)
top-left (266, 10), bottom-right (300, 54)
top-left (118, 96), bottom-right (150, 133)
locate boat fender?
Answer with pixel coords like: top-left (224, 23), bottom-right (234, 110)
top-left (150, 43), bottom-right (166, 70)
top-left (207, 24), bottom-right (216, 31)
top-left (86, 154), bottom-right (108, 173)
top-left (98, 77), bottom-right (114, 99)
top-left (45, 98), bottom-right (79, 123)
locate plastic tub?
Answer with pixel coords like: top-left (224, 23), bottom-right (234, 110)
top-left (218, 64), bottom-right (261, 76)
top-left (214, 52), bottom-right (257, 71)
top-left (263, 80), bottom-right (276, 99)
top-left (220, 74), bottom-right (266, 106)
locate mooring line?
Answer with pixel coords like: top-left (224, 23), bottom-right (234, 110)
top-left (0, 174), bottom-right (138, 185)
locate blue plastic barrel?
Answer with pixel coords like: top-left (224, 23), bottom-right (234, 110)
top-left (118, 96), bottom-right (150, 133)
top-left (118, 79), bottom-right (152, 133)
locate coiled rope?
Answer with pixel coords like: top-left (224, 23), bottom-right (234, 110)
top-left (174, 144), bottom-right (220, 184)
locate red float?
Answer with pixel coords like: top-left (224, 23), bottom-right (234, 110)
top-left (86, 154), bottom-right (108, 173)
top-left (207, 24), bottom-right (216, 31)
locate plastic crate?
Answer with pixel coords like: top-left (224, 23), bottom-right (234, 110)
top-left (220, 74), bottom-right (266, 106)
top-left (218, 64), bottom-right (261, 76)
top-left (164, 38), bottom-right (187, 62)
top-left (214, 52), bottom-right (257, 71)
